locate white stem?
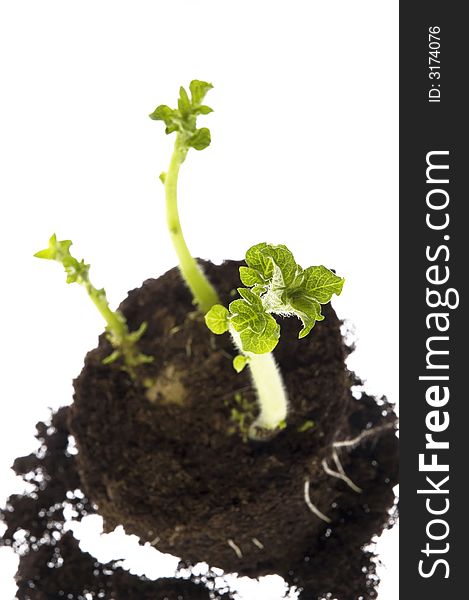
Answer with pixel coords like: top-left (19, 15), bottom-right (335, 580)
top-left (230, 327), bottom-right (288, 440)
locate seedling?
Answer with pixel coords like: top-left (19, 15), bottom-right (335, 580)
top-left (151, 81), bottom-right (344, 439)
top-left (205, 242), bottom-right (344, 437)
top-left (34, 234), bottom-right (152, 377)
top-left (150, 80), bottom-right (220, 313)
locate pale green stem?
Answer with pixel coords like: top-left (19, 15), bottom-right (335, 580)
top-left (80, 277), bottom-right (150, 374)
top-left (230, 326), bottom-right (288, 440)
top-left (84, 281), bottom-right (127, 342)
top-left (164, 135), bottom-right (220, 313)
top-left (164, 133), bottom-right (287, 436)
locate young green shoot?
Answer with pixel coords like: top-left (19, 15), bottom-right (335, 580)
top-left (150, 82), bottom-right (344, 440)
top-left (206, 243), bottom-right (344, 439)
top-left (35, 234), bottom-right (152, 377)
top-left (150, 80), bottom-right (220, 313)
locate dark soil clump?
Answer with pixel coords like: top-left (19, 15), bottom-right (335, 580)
top-left (1, 407), bottom-right (232, 599)
top-left (68, 260), bottom-right (398, 596)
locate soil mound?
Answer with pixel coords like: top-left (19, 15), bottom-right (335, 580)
top-left (70, 261), bottom-right (398, 588)
top-left (1, 261), bottom-right (398, 599)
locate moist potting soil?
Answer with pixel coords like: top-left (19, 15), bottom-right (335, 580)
top-left (71, 260), bottom-right (398, 590)
top-left (1, 260), bottom-right (398, 599)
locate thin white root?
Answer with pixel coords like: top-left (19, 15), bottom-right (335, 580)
top-left (150, 536), bottom-right (160, 546)
top-left (252, 537), bottom-right (264, 549)
top-left (333, 448), bottom-right (362, 493)
top-left (304, 478), bottom-right (331, 523)
top-left (227, 539), bottom-right (243, 559)
top-left (333, 422), bottom-right (395, 450)
top-left (321, 454), bottom-right (362, 494)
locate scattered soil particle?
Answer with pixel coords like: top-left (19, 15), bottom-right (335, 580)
top-left (67, 260), bottom-right (399, 596)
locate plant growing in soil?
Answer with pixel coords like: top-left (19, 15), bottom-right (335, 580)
top-left (36, 81), bottom-right (344, 441)
top-left (35, 234), bottom-right (152, 377)
top-left (150, 81), bottom-right (344, 438)
top-left (205, 244), bottom-right (344, 437)
top-left (21, 80), bottom-right (399, 599)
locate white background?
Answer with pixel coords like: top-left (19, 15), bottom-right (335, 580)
top-left (0, 1), bottom-right (398, 598)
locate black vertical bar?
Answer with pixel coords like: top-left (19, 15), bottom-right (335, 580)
top-left (400, 2), bottom-right (466, 598)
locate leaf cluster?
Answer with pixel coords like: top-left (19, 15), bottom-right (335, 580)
top-left (35, 235), bottom-right (111, 310)
top-left (149, 80), bottom-right (213, 150)
top-left (205, 243), bottom-right (344, 357)
top-left (35, 234), bottom-right (91, 285)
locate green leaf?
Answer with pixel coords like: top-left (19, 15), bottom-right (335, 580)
top-left (237, 287), bottom-right (263, 309)
top-left (149, 104), bottom-right (174, 123)
top-left (303, 266), bottom-right (345, 303)
top-left (195, 105), bottom-right (213, 115)
top-left (34, 247), bottom-right (56, 260)
top-left (229, 299), bottom-right (267, 336)
top-left (34, 234), bottom-right (58, 259)
top-left (178, 86), bottom-right (191, 116)
top-left (245, 243), bottom-right (272, 278)
top-left (289, 294), bottom-right (324, 338)
top-left (34, 234), bottom-right (72, 261)
top-left (239, 266), bottom-right (264, 287)
top-left (260, 244), bottom-right (298, 288)
top-left (251, 284), bottom-right (267, 296)
top-left (240, 314), bottom-right (280, 354)
top-left (189, 80), bottom-right (213, 106)
top-left (233, 355), bottom-right (248, 373)
top-left (165, 123), bottom-right (179, 135)
top-left (205, 304), bottom-right (229, 334)
top-left (244, 243), bottom-right (299, 294)
top-left (189, 127), bottom-right (211, 150)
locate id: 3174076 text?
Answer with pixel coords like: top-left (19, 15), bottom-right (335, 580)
top-left (428, 26), bottom-right (441, 103)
